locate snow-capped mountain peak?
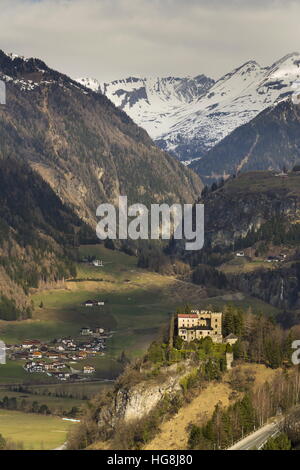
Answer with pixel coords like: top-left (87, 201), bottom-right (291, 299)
top-left (76, 53), bottom-right (300, 162)
top-left (76, 74), bottom-right (215, 141)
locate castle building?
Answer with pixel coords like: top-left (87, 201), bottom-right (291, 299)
top-left (177, 310), bottom-right (223, 343)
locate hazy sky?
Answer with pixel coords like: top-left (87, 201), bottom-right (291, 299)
top-left (0, 0), bottom-right (299, 81)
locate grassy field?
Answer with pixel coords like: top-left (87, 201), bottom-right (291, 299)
top-left (0, 409), bottom-right (77, 449)
top-left (221, 171), bottom-right (300, 196)
top-left (219, 256), bottom-right (274, 275)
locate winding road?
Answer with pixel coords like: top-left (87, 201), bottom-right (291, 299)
top-left (228, 419), bottom-right (282, 450)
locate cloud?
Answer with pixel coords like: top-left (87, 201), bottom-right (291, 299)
top-left (0, 0), bottom-right (299, 81)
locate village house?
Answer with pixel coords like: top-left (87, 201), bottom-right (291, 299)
top-left (69, 354), bottom-right (79, 361)
top-left (83, 365), bottom-right (96, 374)
top-left (94, 327), bottom-right (105, 334)
top-left (15, 352), bottom-right (29, 361)
top-left (80, 343), bottom-right (95, 351)
top-left (87, 350), bottom-right (97, 356)
top-left (51, 371), bottom-right (71, 381)
top-left (78, 351), bottom-right (87, 359)
top-left (177, 310), bottom-right (223, 343)
top-left (92, 259), bottom-right (103, 267)
top-left (80, 326), bottom-right (106, 336)
top-left (29, 351), bottom-right (43, 359)
top-left (80, 327), bottom-right (93, 336)
top-left (82, 300), bottom-right (105, 307)
top-left (83, 300), bottom-right (94, 307)
top-left (61, 338), bottom-right (76, 347)
top-left (21, 340), bottom-right (41, 349)
top-left (57, 339), bottom-right (77, 351)
top-left (47, 352), bottom-right (59, 359)
top-left (51, 362), bottom-right (65, 370)
top-left (24, 361), bottom-right (45, 373)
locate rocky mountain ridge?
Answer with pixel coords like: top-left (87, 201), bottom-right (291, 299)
top-left (191, 99), bottom-right (300, 182)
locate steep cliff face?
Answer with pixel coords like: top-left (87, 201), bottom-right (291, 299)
top-left (98, 374), bottom-right (182, 432)
top-left (229, 264), bottom-right (300, 310)
top-left (96, 363), bottom-right (191, 435)
top-left (202, 171), bottom-right (300, 249)
top-left (0, 50), bottom-right (202, 227)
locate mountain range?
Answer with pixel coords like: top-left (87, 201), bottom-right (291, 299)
top-left (77, 53), bottom-right (300, 165)
top-left (0, 49), bottom-right (202, 316)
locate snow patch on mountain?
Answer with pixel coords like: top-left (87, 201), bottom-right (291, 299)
top-left (0, 51), bottom-right (98, 95)
top-left (76, 77), bottom-right (101, 92)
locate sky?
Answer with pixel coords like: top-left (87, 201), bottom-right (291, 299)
top-left (0, 0), bottom-right (299, 82)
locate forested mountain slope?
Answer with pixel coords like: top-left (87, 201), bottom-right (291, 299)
top-left (0, 51), bottom-right (202, 229)
top-left (0, 158), bottom-right (88, 320)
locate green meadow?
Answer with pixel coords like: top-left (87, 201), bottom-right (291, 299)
top-left (0, 409), bottom-right (76, 449)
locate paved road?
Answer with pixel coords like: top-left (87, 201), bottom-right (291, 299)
top-left (228, 420), bottom-right (282, 450)
top-left (53, 442), bottom-right (67, 450)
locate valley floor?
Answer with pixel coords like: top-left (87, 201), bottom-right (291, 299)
top-left (0, 409), bottom-right (76, 450)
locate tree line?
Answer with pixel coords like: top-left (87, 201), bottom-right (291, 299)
top-left (188, 367), bottom-right (300, 449)
top-left (0, 395), bottom-right (79, 418)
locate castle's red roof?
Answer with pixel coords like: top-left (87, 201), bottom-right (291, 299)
top-left (177, 314), bottom-right (198, 318)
